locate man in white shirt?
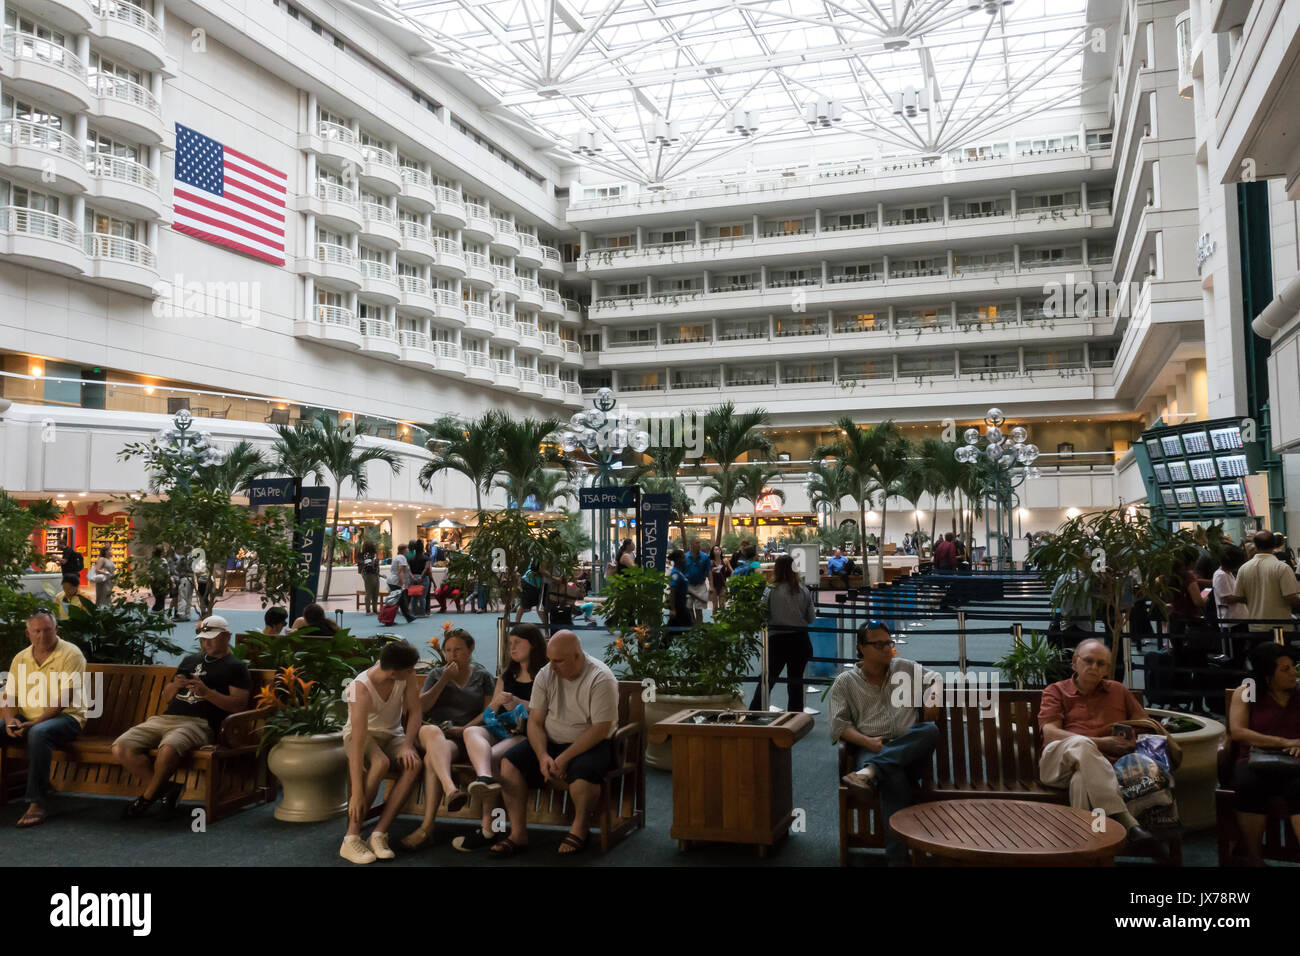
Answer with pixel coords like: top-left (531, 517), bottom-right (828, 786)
top-left (1212, 545), bottom-right (1248, 630)
top-left (1226, 531), bottom-right (1300, 631)
top-left (385, 548), bottom-right (416, 624)
top-left (492, 630), bottom-right (618, 857)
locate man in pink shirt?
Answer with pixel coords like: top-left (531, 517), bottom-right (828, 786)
top-left (1038, 638), bottom-right (1166, 856)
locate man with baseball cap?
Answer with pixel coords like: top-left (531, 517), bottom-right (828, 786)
top-left (112, 615), bottom-right (250, 818)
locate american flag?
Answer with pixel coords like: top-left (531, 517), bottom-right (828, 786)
top-left (172, 124), bottom-right (287, 266)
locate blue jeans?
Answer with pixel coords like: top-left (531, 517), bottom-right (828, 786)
top-left (852, 721), bottom-right (940, 864)
top-left (8, 713), bottom-right (81, 805)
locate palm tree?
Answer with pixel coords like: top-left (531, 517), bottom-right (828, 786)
top-left (493, 416), bottom-right (563, 508)
top-left (896, 461), bottom-right (929, 556)
top-left (199, 440), bottom-right (268, 496)
top-left (815, 418), bottom-right (877, 557)
top-left (917, 438), bottom-right (960, 555)
top-left (526, 469), bottom-right (576, 511)
top-left (629, 445), bottom-right (694, 546)
top-left (311, 415), bottom-right (402, 600)
top-left (703, 401), bottom-right (774, 545)
top-left (417, 411), bottom-right (503, 511)
top-left (700, 468), bottom-right (744, 542)
top-left (807, 459), bottom-right (855, 526)
top-left (818, 418), bottom-right (910, 575)
top-left (735, 463), bottom-right (785, 526)
top-left (268, 422), bottom-right (324, 484)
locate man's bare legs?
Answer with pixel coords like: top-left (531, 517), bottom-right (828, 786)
top-left (345, 738), bottom-right (390, 839)
top-left (561, 778), bottom-right (597, 853)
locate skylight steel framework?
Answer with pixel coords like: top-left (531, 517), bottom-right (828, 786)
top-left (368, 0), bottom-right (1098, 185)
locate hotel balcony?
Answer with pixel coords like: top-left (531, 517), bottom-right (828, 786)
top-left (1, 29), bottom-right (93, 112)
top-left (491, 311), bottom-right (519, 345)
top-left (358, 260), bottom-right (400, 304)
top-left (297, 120), bottom-right (364, 168)
top-left (463, 250), bottom-right (493, 288)
top-left (397, 220), bottom-right (439, 264)
top-left (562, 299), bottom-right (583, 327)
top-left (297, 242), bottom-right (362, 291)
top-left (83, 232), bottom-right (158, 295)
top-left (297, 180), bottom-right (363, 232)
top-left (560, 339), bottom-right (583, 367)
top-left (541, 372), bottom-right (563, 403)
top-left (541, 331), bottom-right (563, 360)
top-left (430, 287), bottom-right (466, 327)
top-left (91, 0), bottom-right (168, 71)
top-left (359, 317), bottom-right (400, 358)
top-left (359, 201), bottom-right (401, 249)
top-left (429, 186), bottom-right (467, 229)
top-left (396, 275), bottom-right (437, 318)
top-left (429, 237), bottom-right (467, 278)
top-left (516, 276), bottom-right (544, 310)
top-left (492, 358), bottom-right (521, 391)
top-left (433, 340), bottom-right (466, 377)
top-left (516, 322), bottom-right (544, 354)
top-left (515, 232), bottom-right (543, 267)
top-left (360, 145), bottom-right (402, 194)
top-left (463, 349), bottom-right (492, 383)
top-left (517, 365), bottom-right (543, 397)
top-left (398, 166), bottom-right (438, 212)
top-left (295, 303), bottom-right (362, 350)
top-left (537, 287), bottom-right (564, 319)
top-left (463, 300), bottom-right (493, 335)
top-left (86, 153), bottom-right (163, 220)
top-left (492, 265), bottom-right (520, 299)
top-left (490, 217), bottom-right (521, 255)
top-left (0, 206), bottom-right (88, 276)
top-left (0, 119), bottom-right (91, 194)
top-left (398, 329), bottom-right (437, 369)
top-left (90, 72), bottom-right (165, 144)
top-left (22, 0), bottom-right (95, 31)
top-left (463, 202), bottom-right (493, 243)
top-left (539, 245), bottom-right (564, 276)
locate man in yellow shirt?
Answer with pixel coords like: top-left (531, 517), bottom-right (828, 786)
top-left (1, 609), bottom-right (87, 827)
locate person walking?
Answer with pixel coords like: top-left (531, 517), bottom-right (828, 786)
top-left (90, 546), bottom-right (115, 606)
top-left (358, 542), bottom-right (381, 615)
top-left (749, 554), bottom-right (816, 712)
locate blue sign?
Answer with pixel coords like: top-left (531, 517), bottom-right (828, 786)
top-left (246, 477), bottom-right (296, 507)
top-left (638, 493), bottom-right (672, 573)
top-left (579, 485), bottom-right (639, 510)
top-left (294, 486), bottom-right (331, 611)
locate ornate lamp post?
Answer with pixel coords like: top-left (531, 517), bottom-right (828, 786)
top-left (558, 387), bottom-right (650, 592)
top-left (954, 407), bottom-right (1040, 569)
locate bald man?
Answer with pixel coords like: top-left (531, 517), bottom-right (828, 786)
top-left (1038, 639), bottom-right (1166, 853)
top-left (490, 630), bottom-right (619, 857)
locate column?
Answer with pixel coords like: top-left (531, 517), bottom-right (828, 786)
top-left (154, 0), bottom-right (165, 34)
top-left (876, 202), bottom-right (885, 230)
top-left (752, 213), bottom-right (760, 237)
top-left (1081, 237), bottom-right (1090, 267)
top-left (304, 213), bottom-right (316, 258)
top-left (306, 92), bottom-right (318, 134)
top-left (1012, 244), bottom-right (1020, 272)
top-left (826, 309), bottom-right (834, 338)
top-left (1009, 189), bottom-right (1017, 217)
top-left (693, 220), bottom-right (702, 249)
top-left (813, 208), bottom-right (822, 232)
top-left (702, 269), bottom-right (710, 294)
top-left (821, 260), bottom-right (828, 285)
top-left (946, 249), bottom-right (954, 276)
top-left (147, 221), bottom-right (158, 254)
top-left (1016, 296), bottom-right (1024, 324)
top-left (635, 225), bottom-right (643, 252)
top-left (305, 277), bottom-right (315, 319)
top-left (882, 254), bottom-right (890, 283)
top-left (942, 196), bottom-right (950, 223)
top-left (949, 301), bottom-right (957, 330)
top-left (887, 305), bottom-right (895, 332)
top-left (891, 354), bottom-right (899, 381)
top-left (150, 72), bottom-right (164, 110)
top-left (1018, 346), bottom-right (1025, 373)
top-left (1083, 342), bottom-right (1091, 370)
top-left (954, 350), bottom-right (961, 377)
top-left (1080, 180), bottom-right (1088, 214)
top-left (759, 265), bottom-right (767, 291)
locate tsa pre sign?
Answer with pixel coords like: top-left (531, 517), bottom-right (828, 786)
top-left (638, 493), bottom-right (672, 573)
top-left (246, 478), bottom-right (296, 507)
top-left (294, 487), bottom-right (331, 609)
top-left (579, 485), bottom-right (639, 510)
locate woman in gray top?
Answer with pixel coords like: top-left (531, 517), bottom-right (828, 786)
top-left (748, 554), bottom-right (817, 712)
top-left (404, 629), bottom-right (494, 849)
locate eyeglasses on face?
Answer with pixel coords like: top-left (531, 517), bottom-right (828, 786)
top-left (865, 640), bottom-right (896, 649)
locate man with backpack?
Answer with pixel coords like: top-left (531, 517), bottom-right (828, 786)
top-left (384, 548), bottom-right (416, 625)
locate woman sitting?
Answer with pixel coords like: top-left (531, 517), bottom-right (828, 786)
top-left (451, 624), bottom-right (548, 852)
top-left (433, 581), bottom-right (464, 613)
top-left (291, 602), bottom-right (337, 635)
top-left (1227, 643), bottom-right (1300, 865)
top-left (404, 629), bottom-right (494, 848)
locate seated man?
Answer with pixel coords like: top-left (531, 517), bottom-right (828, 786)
top-left (826, 548), bottom-right (856, 589)
top-left (112, 615), bottom-right (250, 819)
top-left (831, 621), bottom-right (940, 865)
top-left (1038, 638), bottom-right (1169, 855)
top-left (1, 610), bottom-right (87, 827)
top-left (262, 606), bottom-right (288, 636)
top-left (492, 630), bottom-right (618, 857)
top-left (339, 640), bottom-right (423, 864)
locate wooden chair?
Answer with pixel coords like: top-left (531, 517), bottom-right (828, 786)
top-left (1214, 687), bottom-right (1300, 864)
top-left (838, 689), bottom-right (1181, 866)
top-left (0, 663), bottom-right (276, 822)
top-left (373, 681), bottom-right (646, 852)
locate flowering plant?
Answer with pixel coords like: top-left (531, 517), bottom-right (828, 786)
top-left (427, 622), bottom-right (452, 666)
top-left (255, 664), bottom-right (344, 754)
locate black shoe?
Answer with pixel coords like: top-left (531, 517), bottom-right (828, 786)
top-left (451, 827), bottom-right (501, 852)
top-left (121, 796), bottom-right (154, 819)
top-left (158, 782), bottom-right (184, 818)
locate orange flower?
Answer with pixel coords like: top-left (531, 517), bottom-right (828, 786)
top-left (442, 621), bottom-right (453, 634)
top-left (429, 636), bottom-right (441, 650)
top-left (281, 664), bottom-right (299, 684)
top-left (890, 647), bottom-right (899, 658)
top-left (254, 684), bottom-right (278, 708)
top-left (296, 677), bottom-right (316, 697)
top-left (615, 638), bottom-right (625, 651)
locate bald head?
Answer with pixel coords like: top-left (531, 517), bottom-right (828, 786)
top-left (547, 629), bottom-right (585, 680)
top-left (1072, 638), bottom-right (1112, 692)
top-left (1254, 530), bottom-right (1278, 552)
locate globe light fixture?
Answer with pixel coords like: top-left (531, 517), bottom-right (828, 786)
top-left (953, 407), bottom-right (1037, 568)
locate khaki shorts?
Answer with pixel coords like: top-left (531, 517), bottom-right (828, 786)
top-left (343, 729), bottom-right (408, 764)
top-left (114, 715), bottom-right (213, 755)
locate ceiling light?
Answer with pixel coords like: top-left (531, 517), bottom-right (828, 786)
top-left (728, 107), bottom-right (760, 136)
top-left (969, 0), bottom-right (1013, 12)
top-left (804, 98), bottom-right (842, 128)
top-left (651, 117), bottom-right (680, 147)
top-left (892, 86), bottom-right (930, 118)
top-left (882, 33), bottom-right (911, 50)
top-left (570, 131), bottom-right (602, 156)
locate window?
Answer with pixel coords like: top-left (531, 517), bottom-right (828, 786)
top-left (316, 289), bottom-right (343, 308)
top-left (963, 200), bottom-right (997, 218)
top-left (87, 131), bottom-right (140, 163)
top-left (651, 228), bottom-right (690, 245)
top-left (85, 209), bottom-right (137, 239)
top-left (830, 212), bottom-right (867, 229)
top-left (717, 224), bottom-right (745, 238)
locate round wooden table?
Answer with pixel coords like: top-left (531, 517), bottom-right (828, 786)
top-left (889, 799), bottom-right (1127, 866)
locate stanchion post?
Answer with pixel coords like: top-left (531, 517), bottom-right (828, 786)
top-left (1275, 626), bottom-right (1286, 646)
top-left (1012, 622), bottom-right (1023, 690)
top-left (957, 610), bottom-right (967, 672)
top-left (760, 624), bottom-right (770, 712)
top-left (497, 615), bottom-right (508, 675)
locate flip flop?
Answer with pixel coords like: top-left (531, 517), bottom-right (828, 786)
top-left (445, 789), bottom-right (470, 812)
top-left (17, 807), bottom-right (46, 828)
top-left (488, 837), bottom-right (528, 858)
top-left (558, 832), bottom-right (588, 855)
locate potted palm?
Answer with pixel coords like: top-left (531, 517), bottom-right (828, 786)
top-left (257, 665), bottom-right (348, 821)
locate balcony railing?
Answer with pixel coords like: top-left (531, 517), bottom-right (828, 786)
top-left (518, 233), bottom-right (540, 251)
top-left (541, 331), bottom-right (561, 348)
top-left (397, 275), bottom-right (428, 295)
top-left (0, 119), bottom-right (84, 162)
top-left (399, 329), bottom-right (430, 349)
top-left (493, 265), bottom-right (518, 285)
top-left (465, 300), bottom-right (489, 320)
top-left (518, 277), bottom-right (541, 296)
top-left (492, 313), bottom-right (517, 333)
top-left (432, 288), bottom-right (461, 309)
top-left (88, 152), bottom-right (157, 190)
top-left (399, 220), bottom-right (431, 242)
top-left (562, 340), bottom-right (581, 355)
top-left (492, 359), bottom-right (517, 377)
top-left (359, 260), bottom-right (395, 282)
top-left (433, 341), bottom-right (459, 362)
top-left (541, 245), bottom-right (562, 267)
top-left (400, 166), bottom-right (432, 190)
top-left (492, 218), bottom-right (517, 239)
top-left (465, 350), bottom-right (490, 369)
top-left (562, 380), bottom-right (581, 395)
top-left (92, 73), bottom-right (160, 114)
top-left (518, 323), bottom-right (542, 340)
top-left (313, 304), bottom-right (359, 329)
top-left (85, 232), bottom-right (155, 266)
top-left (464, 251), bottom-right (490, 270)
top-left (0, 206), bottom-right (81, 246)
top-left (435, 237), bottom-right (462, 257)
top-left (541, 373), bottom-right (560, 389)
top-left (362, 145), bottom-right (397, 169)
top-left (518, 367), bottom-right (540, 384)
top-left (315, 180), bottom-right (356, 205)
top-left (360, 318), bottom-right (397, 340)
top-left (3, 29), bottom-right (86, 78)
top-left (97, 0), bottom-right (163, 39)
top-left (360, 201), bottom-right (396, 226)
top-left (316, 120), bottom-right (356, 145)
top-left (314, 242), bottom-right (355, 266)
top-left (541, 288), bottom-right (563, 307)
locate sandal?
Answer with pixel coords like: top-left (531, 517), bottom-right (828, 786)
top-left (158, 782), bottom-right (185, 818)
top-left (121, 796), bottom-right (154, 820)
top-left (400, 827), bottom-right (431, 850)
top-left (17, 806), bottom-right (46, 828)
top-left (452, 826), bottom-right (500, 852)
top-left (467, 776), bottom-right (500, 801)
top-left (488, 836), bottom-right (528, 858)
top-left (445, 788), bottom-right (470, 813)
top-left (558, 832), bottom-right (588, 855)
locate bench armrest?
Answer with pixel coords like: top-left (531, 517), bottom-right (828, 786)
top-left (218, 706), bottom-right (275, 749)
top-left (612, 722), bottom-right (644, 767)
top-left (837, 741), bottom-right (852, 777)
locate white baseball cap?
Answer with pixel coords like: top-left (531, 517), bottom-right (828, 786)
top-left (197, 615), bottom-right (231, 638)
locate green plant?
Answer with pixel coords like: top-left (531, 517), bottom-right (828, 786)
top-left (443, 508), bottom-right (564, 614)
top-left (492, 416), bottom-right (564, 509)
top-left (599, 565), bottom-right (670, 642)
top-left (55, 598), bottom-right (183, 665)
top-left (233, 627), bottom-right (389, 698)
top-left (417, 411), bottom-right (504, 511)
top-left (254, 665), bottom-right (345, 754)
top-left (994, 632), bottom-right (1069, 689)
top-left (703, 401), bottom-right (774, 545)
top-left (0, 491), bottom-right (60, 666)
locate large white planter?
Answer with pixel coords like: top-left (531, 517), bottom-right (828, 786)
top-left (645, 692), bottom-right (744, 770)
top-left (1146, 708), bottom-right (1226, 831)
top-left (267, 732), bottom-right (348, 822)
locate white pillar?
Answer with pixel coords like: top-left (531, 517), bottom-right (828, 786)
top-left (305, 276), bottom-right (316, 318)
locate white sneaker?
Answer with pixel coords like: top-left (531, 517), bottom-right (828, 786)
top-left (340, 835), bottom-right (377, 864)
top-left (369, 830), bottom-right (395, 860)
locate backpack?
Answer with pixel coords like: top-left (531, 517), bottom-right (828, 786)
top-left (377, 602), bottom-right (398, 626)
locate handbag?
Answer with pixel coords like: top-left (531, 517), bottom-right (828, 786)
top-left (1247, 748), bottom-right (1300, 775)
top-left (406, 584), bottom-right (425, 598)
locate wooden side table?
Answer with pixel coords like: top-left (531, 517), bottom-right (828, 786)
top-left (889, 799), bottom-right (1128, 866)
top-left (649, 709), bottom-right (813, 856)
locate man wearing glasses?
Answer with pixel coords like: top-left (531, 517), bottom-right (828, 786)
top-left (829, 620), bottom-right (940, 865)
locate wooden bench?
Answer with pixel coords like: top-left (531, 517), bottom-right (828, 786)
top-left (372, 680), bottom-right (646, 852)
top-left (1214, 688), bottom-right (1300, 864)
top-left (0, 663), bottom-right (275, 822)
top-left (838, 689), bottom-right (1181, 866)
top-left (818, 574), bottom-right (864, 590)
top-left (356, 590), bottom-right (390, 610)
